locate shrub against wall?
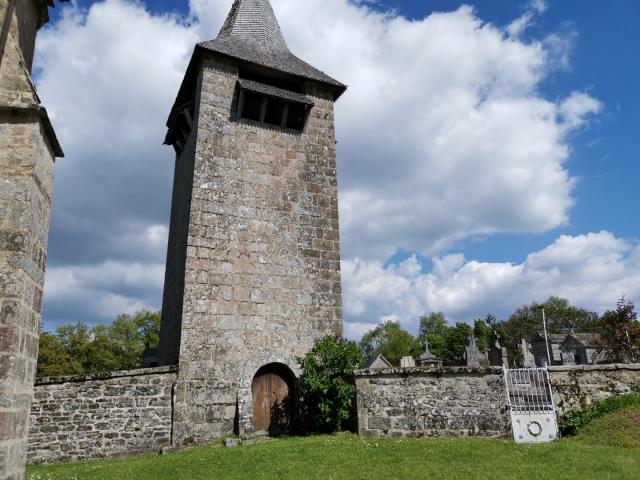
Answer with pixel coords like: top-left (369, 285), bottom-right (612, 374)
top-left (298, 336), bottom-right (364, 433)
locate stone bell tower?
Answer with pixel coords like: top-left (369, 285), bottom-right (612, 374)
top-left (159, 0), bottom-right (346, 442)
top-left (0, 1), bottom-right (65, 478)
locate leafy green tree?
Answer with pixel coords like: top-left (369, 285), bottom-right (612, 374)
top-left (135, 310), bottom-right (161, 348)
top-left (596, 297), bottom-right (640, 363)
top-left (36, 331), bottom-right (81, 378)
top-left (419, 312), bottom-right (448, 337)
top-left (441, 323), bottom-right (472, 366)
top-left (298, 336), bottom-right (364, 433)
top-left (36, 310), bottom-right (162, 378)
top-left (414, 312), bottom-right (447, 361)
top-left (473, 318), bottom-right (493, 352)
top-left (359, 320), bottom-right (415, 365)
top-left (56, 322), bottom-right (93, 372)
top-left (414, 313), bottom-right (474, 366)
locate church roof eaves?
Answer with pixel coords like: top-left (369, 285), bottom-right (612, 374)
top-left (198, 0), bottom-right (345, 98)
top-left (198, 38), bottom-right (346, 95)
top-left (237, 78), bottom-right (314, 105)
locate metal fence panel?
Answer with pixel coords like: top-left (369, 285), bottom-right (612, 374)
top-left (504, 368), bottom-right (558, 443)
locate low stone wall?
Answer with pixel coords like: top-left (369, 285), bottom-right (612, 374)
top-left (548, 364), bottom-right (640, 416)
top-left (27, 367), bottom-right (177, 464)
top-left (355, 367), bottom-right (510, 438)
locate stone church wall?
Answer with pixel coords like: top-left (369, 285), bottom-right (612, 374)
top-left (548, 364), bottom-right (640, 416)
top-left (27, 367), bottom-right (177, 465)
top-left (355, 367), bottom-right (510, 438)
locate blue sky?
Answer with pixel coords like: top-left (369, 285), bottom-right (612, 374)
top-left (36, 0), bottom-right (640, 338)
top-left (388, 0), bottom-right (639, 265)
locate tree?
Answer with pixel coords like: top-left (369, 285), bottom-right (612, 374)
top-left (36, 331), bottom-right (81, 378)
top-left (473, 318), bottom-right (494, 352)
top-left (441, 323), bottom-right (472, 366)
top-left (359, 321), bottom-right (415, 365)
top-left (596, 297), bottom-right (640, 363)
top-left (298, 336), bottom-right (364, 433)
top-left (36, 310), bottom-right (162, 378)
top-left (419, 312), bottom-right (448, 337)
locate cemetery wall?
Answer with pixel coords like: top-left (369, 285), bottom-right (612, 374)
top-left (548, 364), bottom-right (640, 415)
top-left (23, 364), bottom-right (640, 463)
top-left (355, 366), bottom-right (510, 438)
top-left (355, 364), bottom-right (640, 438)
top-left (27, 367), bottom-right (177, 464)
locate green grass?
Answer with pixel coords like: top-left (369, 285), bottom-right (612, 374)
top-left (574, 405), bottom-right (640, 448)
top-left (27, 422), bottom-right (640, 480)
top-left (559, 393), bottom-right (640, 436)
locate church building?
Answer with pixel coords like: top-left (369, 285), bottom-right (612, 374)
top-left (159, 0), bottom-right (346, 443)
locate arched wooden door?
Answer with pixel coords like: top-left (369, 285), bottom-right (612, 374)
top-left (251, 363), bottom-right (295, 435)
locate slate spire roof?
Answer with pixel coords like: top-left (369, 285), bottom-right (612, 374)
top-left (199, 0), bottom-right (346, 94)
top-left (216, 0), bottom-right (289, 55)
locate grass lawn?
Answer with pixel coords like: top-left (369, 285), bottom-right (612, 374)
top-left (27, 408), bottom-right (640, 480)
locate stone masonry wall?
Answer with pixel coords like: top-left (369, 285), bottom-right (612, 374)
top-left (159, 104), bottom-right (199, 367)
top-left (27, 367), bottom-right (178, 465)
top-left (548, 364), bottom-right (640, 416)
top-left (170, 54), bottom-right (343, 444)
top-left (355, 367), bottom-right (510, 438)
top-left (355, 365), bottom-right (640, 439)
top-left (1, 2), bottom-right (59, 477)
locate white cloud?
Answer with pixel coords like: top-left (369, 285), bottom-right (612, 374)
top-left (507, 0), bottom-right (548, 38)
top-left (342, 231), bottom-right (640, 338)
top-left (559, 92), bottom-right (603, 130)
top-left (43, 260), bottom-right (165, 326)
top-left (227, 0), bottom-right (600, 259)
top-left (35, 0), bottom-right (605, 328)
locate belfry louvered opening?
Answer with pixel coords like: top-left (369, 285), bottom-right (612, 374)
top-left (236, 79), bottom-right (313, 132)
top-left (169, 103), bottom-right (195, 157)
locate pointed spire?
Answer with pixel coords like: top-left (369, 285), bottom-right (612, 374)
top-left (216, 0), bottom-right (289, 55)
top-left (198, 0), bottom-right (346, 96)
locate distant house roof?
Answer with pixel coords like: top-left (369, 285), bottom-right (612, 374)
top-left (364, 354), bottom-right (392, 369)
top-left (531, 332), bottom-right (601, 349)
top-left (199, 0), bottom-right (346, 95)
top-left (567, 333), bottom-right (601, 348)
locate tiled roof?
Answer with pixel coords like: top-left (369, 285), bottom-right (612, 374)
top-left (200, 0), bottom-right (346, 93)
top-left (532, 332), bottom-right (602, 348)
top-left (570, 333), bottom-right (601, 348)
top-left (364, 354), bottom-right (392, 369)
top-left (216, 0), bottom-right (289, 55)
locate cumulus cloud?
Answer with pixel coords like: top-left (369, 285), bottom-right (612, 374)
top-left (36, 0), bottom-right (198, 265)
top-left (342, 232), bottom-right (640, 337)
top-left (43, 260), bottom-right (165, 327)
top-left (35, 0), bottom-right (604, 329)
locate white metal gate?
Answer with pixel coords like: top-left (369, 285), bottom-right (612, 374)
top-left (504, 368), bottom-right (558, 443)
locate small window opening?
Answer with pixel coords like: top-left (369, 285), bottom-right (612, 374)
top-left (286, 102), bottom-right (307, 130)
top-left (238, 88), bottom-right (309, 132)
top-left (171, 106), bottom-right (194, 158)
top-left (241, 91), bottom-right (264, 122)
top-left (264, 98), bottom-right (286, 126)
